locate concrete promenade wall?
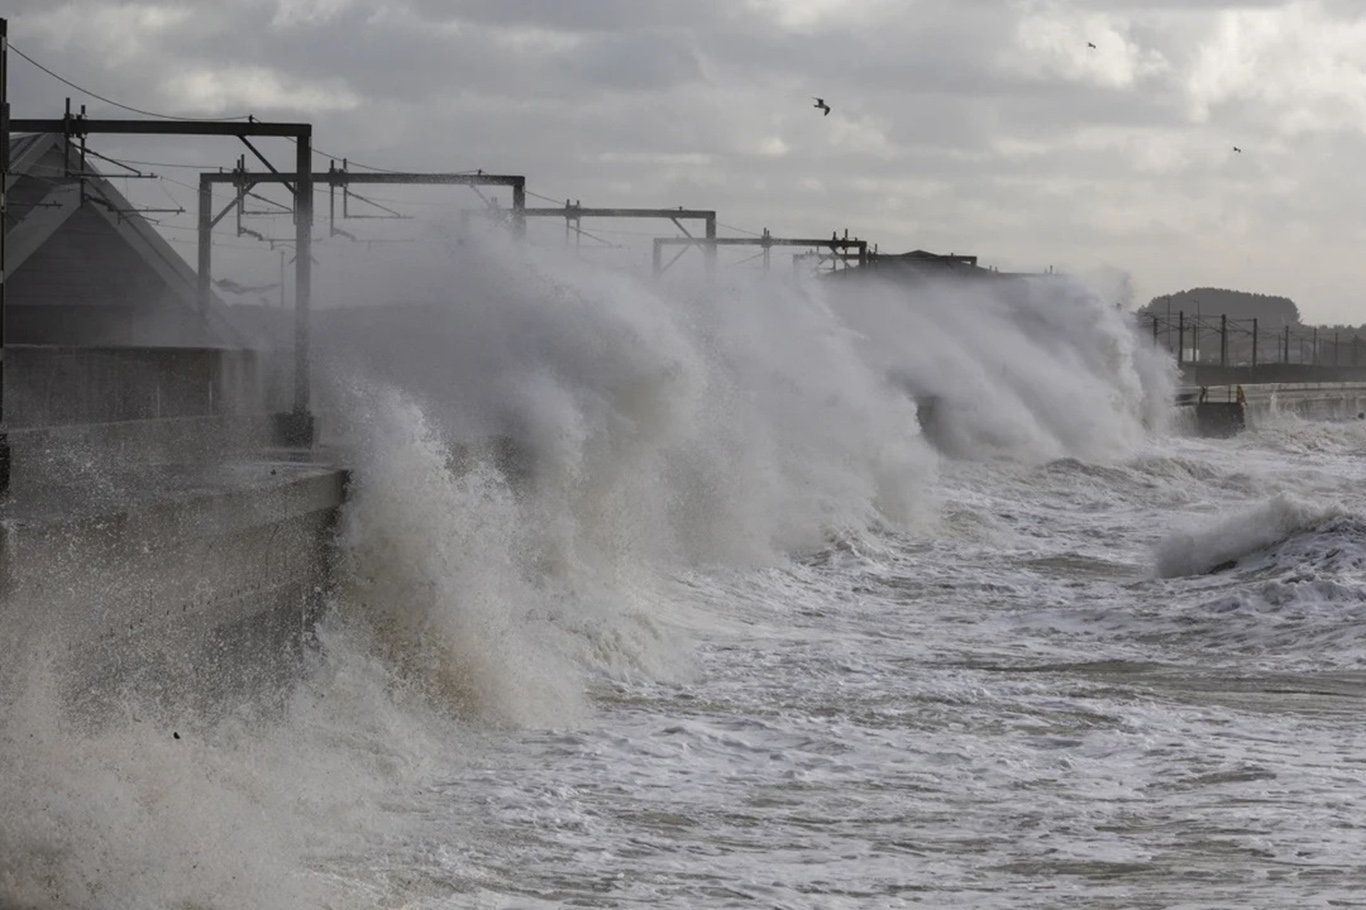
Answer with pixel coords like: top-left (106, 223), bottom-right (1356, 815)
top-left (0, 455), bottom-right (348, 721)
top-left (1189, 382), bottom-right (1366, 424)
top-left (0, 344), bottom-right (347, 722)
top-left (6, 345), bottom-right (285, 428)
top-left (1180, 364), bottom-right (1366, 387)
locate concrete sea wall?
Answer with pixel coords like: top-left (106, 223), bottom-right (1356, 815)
top-left (0, 345), bottom-right (345, 724)
top-left (7, 345), bottom-right (282, 427)
top-left (0, 453), bottom-right (347, 721)
top-left (1192, 382), bottom-right (1366, 424)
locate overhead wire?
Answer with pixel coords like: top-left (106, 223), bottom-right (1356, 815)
top-left (95, 156), bottom-right (228, 171)
top-left (10, 147), bottom-right (313, 312)
top-left (17, 124), bottom-right (695, 264)
top-left (85, 141), bottom-right (732, 253)
top-left (526, 188), bottom-right (566, 205)
top-left (728, 249), bottom-right (768, 268)
top-left (718, 220), bottom-right (763, 237)
top-left (571, 227), bottom-right (623, 248)
top-left (567, 224), bottom-right (687, 238)
top-left (85, 148), bottom-right (297, 223)
top-left (293, 137), bottom-right (484, 176)
top-left (10, 44), bottom-right (830, 263)
top-left (10, 43), bottom-right (253, 121)
top-left (13, 44), bottom-right (428, 180)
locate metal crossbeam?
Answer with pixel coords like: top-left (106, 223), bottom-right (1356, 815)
top-left (653, 231), bottom-right (868, 277)
top-left (200, 167), bottom-right (527, 252)
top-left (11, 117), bottom-right (310, 138)
top-left (522, 205), bottom-right (714, 220)
top-left (197, 167), bottom-right (529, 330)
top-left (523, 203), bottom-right (717, 276)
top-left (1, 60), bottom-right (322, 479)
top-left (13, 114), bottom-right (315, 424)
top-left (200, 170), bottom-right (525, 188)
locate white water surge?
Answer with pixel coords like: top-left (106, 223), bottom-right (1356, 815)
top-left (10, 242), bottom-right (1365, 908)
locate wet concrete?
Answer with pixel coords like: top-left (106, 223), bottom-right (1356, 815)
top-left (0, 450), bottom-right (349, 724)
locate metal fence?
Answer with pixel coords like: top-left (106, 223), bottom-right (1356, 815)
top-left (1144, 313), bottom-right (1366, 381)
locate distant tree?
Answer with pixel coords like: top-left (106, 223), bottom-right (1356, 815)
top-left (1138, 288), bottom-right (1300, 326)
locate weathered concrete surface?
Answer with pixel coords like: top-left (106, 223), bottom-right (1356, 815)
top-left (7, 345), bottom-right (284, 427)
top-left (7, 415), bottom-right (281, 476)
top-left (1180, 365), bottom-right (1366, 387)
top-left (0, 456), bottom-right (348, 721)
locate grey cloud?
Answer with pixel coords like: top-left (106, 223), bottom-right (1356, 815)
top-left (407, 0), bottom-right (735, 32)
top-left (8, 0), bottom-right (1366, 319)
top-left (570, 30), bottom-right (703, 92)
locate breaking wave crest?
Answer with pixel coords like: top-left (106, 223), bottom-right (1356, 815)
top-left (1155, 492), bottom-right (1347, 578)
top-left (0, 240), bottom-right (1179, 910)
top-left (315, 242), bottom-right (1174, 723)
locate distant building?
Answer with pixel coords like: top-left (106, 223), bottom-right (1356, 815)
top-left (823, 249), bottom-right (1051, 287)
top-left (854, 249), bottom-right (990, 277)
top-left (5, 132), bottom-right (243, 347)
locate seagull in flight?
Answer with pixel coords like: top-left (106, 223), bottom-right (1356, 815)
top-left (812, 97), bottom-right (831, 116)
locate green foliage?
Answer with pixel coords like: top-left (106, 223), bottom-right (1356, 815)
top-left (1139, 288), bottom-right (1300, 326)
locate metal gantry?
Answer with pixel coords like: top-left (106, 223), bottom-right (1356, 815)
top-left (653, 229), bottom-right (868, 279)
top-left (520, 201), bottom-right (718, 277)
top-left (3, 40), bottom-right (320, 471)
top-left (197, 164), bottom-right (527, 309)
top-left (0, 18), bottom-right (10, 492)
top-left (0, 18), bottom-right (899, 492)
top-left (197, 165), bottom-right (526, 432)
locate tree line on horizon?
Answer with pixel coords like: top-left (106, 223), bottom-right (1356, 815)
top-left (1137, 287), bottom-right (1366, 343)
top-left (1137, 288), bottom-right (1302, 327)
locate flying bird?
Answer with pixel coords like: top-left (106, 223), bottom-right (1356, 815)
top-left (812, 97), bottom-right (831, 116)
top-left (1233, 146), bottom-right (1242, 153)
top-left (1087, 41), bottom-right (1096, 49)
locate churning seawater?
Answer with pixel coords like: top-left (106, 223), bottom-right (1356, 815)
top-left (5, 242), bottom-right (1366, 909)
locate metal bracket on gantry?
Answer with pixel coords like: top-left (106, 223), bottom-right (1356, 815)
top-left (652, 229), bottom-right (869, 278)
top-left (791, 241), bottom-right (877, 276)
top-left (320, 160), bottom-right (526, 240)
top-left (520, 201), bottom-right (718, 278)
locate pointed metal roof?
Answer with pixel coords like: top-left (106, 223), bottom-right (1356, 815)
top-left (5, 133), bottom-right (246, 347)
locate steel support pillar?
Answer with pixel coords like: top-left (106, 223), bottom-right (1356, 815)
top-left (197, 179), bottom-right (211, 315)
top-left (278, 128), bottom-right (315, 446)
top-left (704, 216), bottom-right (717, 279)
top-left (0, 19), bottom-right (10, 494)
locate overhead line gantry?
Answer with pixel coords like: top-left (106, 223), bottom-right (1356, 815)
top-left (521, 201), bottom-right (718, 277)
top-left (5, 75), bottom-right (320, 474)
top-left (196, 162), bottom-right (527, 315)
top-left (652, 229), bottom-right (868, 278)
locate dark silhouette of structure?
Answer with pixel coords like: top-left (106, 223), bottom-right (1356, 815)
top-left (7, 133), bottom-right (243, 347)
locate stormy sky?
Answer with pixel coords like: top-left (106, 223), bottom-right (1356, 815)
top-left (8, 0), bottom-right (1366, 322)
